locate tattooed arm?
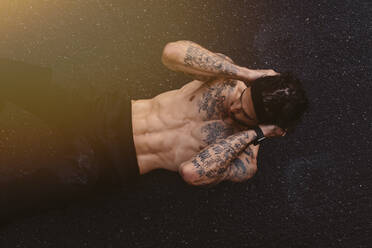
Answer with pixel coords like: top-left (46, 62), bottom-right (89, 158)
top-left (161, 40), bottom-right (251, 80)
top-left (183, 53), bottom-right (235, 82)
top-left (178, 130), bottom-right (258, 186)
top-left (228, 124), bottom-right (288, 181)
top-left (228, 144), bottom-right (259, 182)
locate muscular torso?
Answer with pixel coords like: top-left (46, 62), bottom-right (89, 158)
top-left (132, 79), bottom-right (248, 174)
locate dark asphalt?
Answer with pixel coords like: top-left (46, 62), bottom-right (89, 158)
top-left (0, 0), bottom-right (371, 247)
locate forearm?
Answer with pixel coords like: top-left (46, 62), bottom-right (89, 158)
top-left (179, 130), bottom-right (258, 186)
top-left (228, 144), bottom-right (259, 182)
top-left (162, 40), bottom-right (250, 79)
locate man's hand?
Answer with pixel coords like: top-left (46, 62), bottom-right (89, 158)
top-left (259, 124), bottom-right (287, 138)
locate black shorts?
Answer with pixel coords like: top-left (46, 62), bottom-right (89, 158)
top-left (0, 59), bottom-right (139, 222)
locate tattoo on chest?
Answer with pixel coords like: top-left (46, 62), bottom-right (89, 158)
top-left (198, 80), bottom-right (237, 120)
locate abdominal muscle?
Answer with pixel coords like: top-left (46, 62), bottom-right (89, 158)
top-left (131, 81), bottom-right (209, 174)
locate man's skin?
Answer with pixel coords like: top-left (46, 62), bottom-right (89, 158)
top-left (131, 40), bottom-right (285, 186)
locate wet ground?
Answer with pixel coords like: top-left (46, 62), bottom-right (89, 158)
top-left (0, 0), bottom-right (371, 247)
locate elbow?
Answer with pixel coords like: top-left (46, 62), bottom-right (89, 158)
top-left (161, 41), bottom-right (190, 68)
top-left (161, 42), bottom-right (178, 66)
top-left (179, 165), bottom-right (201, 186)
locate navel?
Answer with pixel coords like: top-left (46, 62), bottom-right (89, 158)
top-left (189, 95), bottom-right (195, 102)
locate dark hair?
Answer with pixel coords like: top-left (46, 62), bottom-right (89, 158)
top-left (250, 72), bottom-right (309, 132)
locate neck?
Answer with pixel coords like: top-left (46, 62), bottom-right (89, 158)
top-left (245, 86), bottom-right (258, 121)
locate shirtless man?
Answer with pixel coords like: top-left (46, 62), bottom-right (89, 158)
top-left (0, 41), bottom-right (308, 221)
top-left (132, 40), bottom-right (309, 186)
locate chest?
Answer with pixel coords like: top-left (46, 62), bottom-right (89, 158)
top-left (156, 80), bottom-right (242, 144)
top-left (192, 80), bottom-right (238, 121)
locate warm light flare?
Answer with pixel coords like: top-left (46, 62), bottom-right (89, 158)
top-left (0, 0), bottom-right (64, 32)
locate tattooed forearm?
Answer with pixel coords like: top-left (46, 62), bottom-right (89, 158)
top-left (228, 146), bottom-right (257, 182)
top-left (187, 130), bottom-right (257, 185)
top-left (183, 44), bottom-right (239, 77)
top-left (162, 41), bottom-right (244, 80)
